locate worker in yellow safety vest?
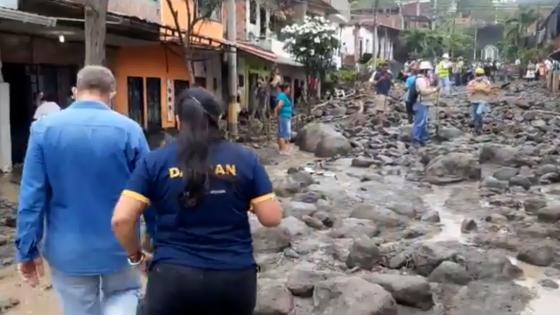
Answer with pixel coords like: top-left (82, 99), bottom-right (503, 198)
top-left (437, 53), bottom-right (452, 96)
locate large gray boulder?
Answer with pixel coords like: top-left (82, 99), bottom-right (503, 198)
top-left (346, 237), bottom-right (382, 270)
top-left (280, 216), bottom-right (310, 238)
top-left (364, 273), bottom-right (434, 310)
top-left (252, 226), bottom-right (291, 253)
top-left (329, 218), bottom-right (379, 239)
top-left (254, 280), bottom-right (294, 315)
top-left (517, 245), bottom-right (555, 267)
top-left (537, 203), bottom-right (560, 222)
top-left (313, 277), bottom-right (397, 315)
top-left (425, 153), bottom-right (481, 185)
top-left (479, 143), bottom-right (521, 166)
top-left (286, 263), bottom-right (330, 297)
top-left (428, 261), bottom-right (471, 285)
top-left (296, 123), bottom-right (351, 157)
top-left (350, 205), bottom-right (408, 227)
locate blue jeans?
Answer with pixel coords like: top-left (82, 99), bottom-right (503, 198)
top-left (278, 116), bottom-right (292, 140)
top-left (413, 103), bottom-right (429, 146)
top-left (51, 267), bottom-right (141, 315)
top-left (440, 77), bottom-right (451, 95)
top-left (471, 103), bottom-right (484, 133)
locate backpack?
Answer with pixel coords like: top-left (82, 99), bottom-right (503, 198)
top-left (408, 77), bottom-right (419, 103)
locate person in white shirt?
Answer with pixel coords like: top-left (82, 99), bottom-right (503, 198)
top-left (33, 93), bottom-right (61, 120)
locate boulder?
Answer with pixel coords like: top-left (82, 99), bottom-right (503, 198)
top-left (537, 204), bottom-right (560, 222)
top-left (493, 167), bottom-right (519, 181)
top-left (350, 205), bottom-right (408, 227)
top-left (313, 277), bottom-right (397, 315)
top-left (425, 153), bottom-right (481, 185)
top-left (284, 201), bottom-right (318, 219)
top-left (329, 218), bottom-right (379, 239)
top-left (352, 157), bottom-right (376, 168)
top-left (412, 242), bottom-right (458, 276)
top-left (421, 211), bottom-right (441, 223)
top-left (517, 245), bottom-right (555, 267)
top-left (428, 261), bottom-right (471, 285)
top-left (346, 237), bottom-right (382, 270)
top-left (254, 280), bottom-right (294, 315)
top-left (286, 264), bottom-right (329, 297)
top-left (438, 126), bottom-right (464, 141)
top-left (536, 164), bottom-right (558, 177)
top-left (280, 216), bottom-right (309, 238)
top-left (538, 279), bottom-right (559, 289)
top-left (399, 125), bottom-right (413, 142)
top-left (302, 215), bottom-right (325, 230)
top-left (523, 198), bottom-right (547, 213)
top-left (364, 273), bottom-right (434, 310)
top-left (509, 175), bottom-right (532, 190)
top-left (461, 219), bottom-right (477, 233)
top-left (481, 176), bottom-right (509, 193)
top-left (479, 143), bottom-right (521, 166)
top-left (252, 226), bottom-right (291, 253)
top-left (296, 123), bottom-right (351, 157)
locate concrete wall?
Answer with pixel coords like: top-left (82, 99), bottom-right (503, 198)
top-left (0, 83), bottom-right (11, 173)
top-left (108, 0), bottom-right (161, 23)
top-left (341, 26), bottom-right (374, 57)
top-left (161, 0), bottom-right (224, 40)
top-left (113, 44), bottom-right (223, 129)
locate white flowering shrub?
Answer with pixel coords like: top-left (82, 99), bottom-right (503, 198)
top-left (282, 16), bottom-right (340, 81)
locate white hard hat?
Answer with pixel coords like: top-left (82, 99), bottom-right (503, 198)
top-left (419, 61), bottom-right (433, 70)
top-left (442, 53), bottom-right (450, 59)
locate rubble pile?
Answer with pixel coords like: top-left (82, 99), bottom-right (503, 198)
top-left (251, 81), bottom-right (560, 314)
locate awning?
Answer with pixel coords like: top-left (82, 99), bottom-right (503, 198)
top-left (0, 6), bottom-right (57, 26)
top-left (237, 41), bottom-right (277, 62)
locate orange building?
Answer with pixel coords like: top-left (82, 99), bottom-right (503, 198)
top-left (112, 0), bottom-right (227, 130)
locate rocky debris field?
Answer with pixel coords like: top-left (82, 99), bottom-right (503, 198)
top-left (250, 81), bottom-right (560, 315)
top-left (1, 81), bottom-right (560, 314)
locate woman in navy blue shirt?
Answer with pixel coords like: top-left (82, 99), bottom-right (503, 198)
top-left (111, 88), bottom-right (283, 315)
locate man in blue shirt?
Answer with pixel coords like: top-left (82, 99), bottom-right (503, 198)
top-left (15, 65), bottom-right (149, 315)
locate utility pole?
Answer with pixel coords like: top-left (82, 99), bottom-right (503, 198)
top-left (432, 0), bottom-right (437, 31)
top-left (226, 0), bottom-right (239, 139)
top-left (416, 0), bottom-right (420, 29)
top-left (372, 0), bottom-right (380, 67)
top-left (84, 0), bottom-right (108, 65)
top-left (473, 27), bottom-right (478, 61)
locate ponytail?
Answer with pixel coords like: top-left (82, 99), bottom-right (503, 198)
top-left (175, 88), bottom-right (223, 208)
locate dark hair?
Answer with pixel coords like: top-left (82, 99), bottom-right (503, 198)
top-left (280, 83), bottom-right (290, 92)
top-left (176, 88), bottom-right (224, 209)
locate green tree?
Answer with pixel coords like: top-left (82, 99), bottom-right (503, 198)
top-left (501, 7), bottom-right (539, 60)
top-left (282, 16), bottom-right (340, 101)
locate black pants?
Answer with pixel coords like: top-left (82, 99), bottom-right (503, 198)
top-left (405, 100), bottom-right (415, 124)
top-left (144, 264), bottom-right (257, 315)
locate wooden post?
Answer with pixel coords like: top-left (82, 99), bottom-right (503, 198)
top-left (84, 0), bottom-right (108, 65)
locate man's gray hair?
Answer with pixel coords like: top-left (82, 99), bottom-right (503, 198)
top-left (76, 65), bottom-right (116, 94)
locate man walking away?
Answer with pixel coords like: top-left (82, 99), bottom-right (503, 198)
top-left (467, 68), bottom-right (492, 135)
top-left (16, 65), bottom-right (148, 315)
top-left (437, 54), bottom-right (451, 96)
top-left (413, 61), bottom-right (440, 147)
top-left (454, 57), bottom-right (464, 86)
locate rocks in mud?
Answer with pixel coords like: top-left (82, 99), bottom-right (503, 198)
top-left (302, 215), bottom-right (326, 230)
top-left (479, 143), bottom-right (520, 166)
top-left (428, 261), bottom-right (471, 285)
top-left (517, 245), bottom-right (555, 267)
top-left (284, 201), bottom-right (317, 219)
top-left (273, 171), bottom-right (313, 197)
top-left (350, 205), bottom-right (408, 227)
top-left (509, 175), bottom-right (533, 190)
top-left (296, 123), bottom-right (351, 157)
top-left (329, 218), bottom-right (379, 239)
top-left (425, 153), bottom-right (481, 185)
top-left (461, 218), bottom-right (477, 233)
top-left (252, 226), bottom-right (291, 253)
top-left (536, 203), bottom-right (560, 222)
top-left (421, 211), bottom-right (441, 223)
top-left (313, 277), bottom-right (397, 315)
top-left (346, 237), bottom-right (382, 270)
top-left (280, 216), bottom-right (309, 238)
top-left (523, 198), bottom-right (547, 213)
top-left (364, 273), bottom-right (434, 310)
top-left (538, 278), bottom-right (559, 289)
top-left (481, 176), bottom-right (509, 193)
top-left (255, 280), bottom-right (294, 315)
top-left (438, 126), bottom-right (464, 141)
top-left (412, 243), bottom-right (458, 276)
top-left (493, 167), bottom-right (519, 181)
top-left (286, 264), bottom-right (329, 297)
top-left (352, 157), bottom-right (376, 168)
